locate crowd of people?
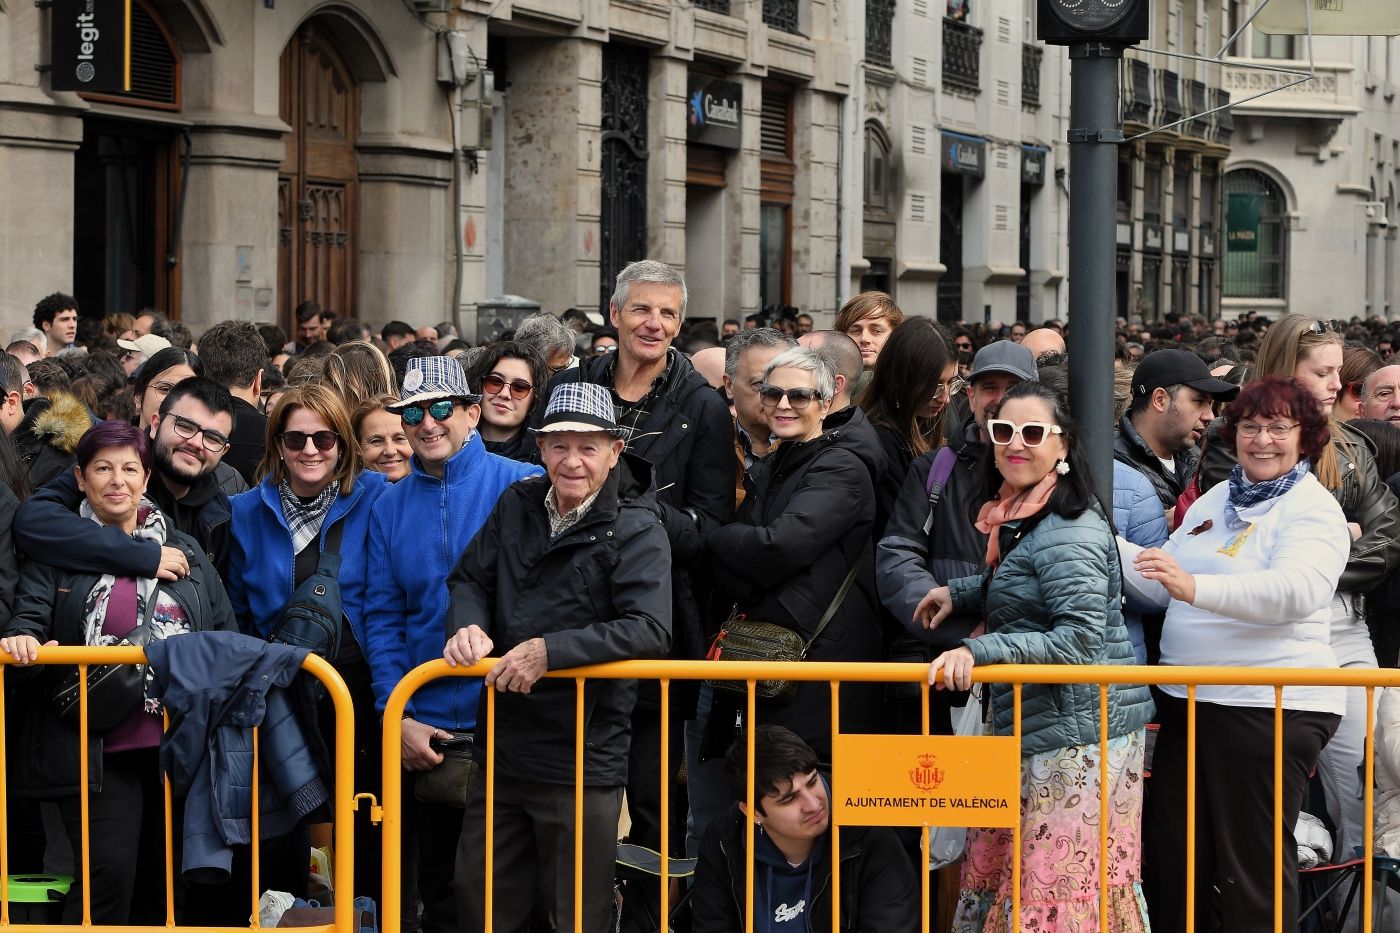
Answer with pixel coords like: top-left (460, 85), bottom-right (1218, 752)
top-left (1, 269), bottom-right (1399, 933)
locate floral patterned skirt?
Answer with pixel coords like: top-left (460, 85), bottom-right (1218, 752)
top-left (951, 729), bottom-right (1150, 933)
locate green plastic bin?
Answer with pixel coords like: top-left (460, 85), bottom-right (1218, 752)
top-left (5, 875), bottom-right (71, 924)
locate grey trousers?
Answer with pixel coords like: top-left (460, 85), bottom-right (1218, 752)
top-left (456, 778), bottom-right (623, 933)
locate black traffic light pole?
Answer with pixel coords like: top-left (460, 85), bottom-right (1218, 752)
top-left (1065, 41), bottom-right (1125, 511)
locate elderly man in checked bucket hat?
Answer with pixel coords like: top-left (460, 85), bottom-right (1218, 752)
top-left (445, 381), bottom-right (673, 933)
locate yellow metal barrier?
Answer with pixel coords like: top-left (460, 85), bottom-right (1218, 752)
top-left (382, 659), bottom-right (1400, 933)
top-left (0, 645), bottom-right (359, 933)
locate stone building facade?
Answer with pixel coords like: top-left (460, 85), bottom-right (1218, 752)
top-left (1221, 27), bottom-right (1400, 321)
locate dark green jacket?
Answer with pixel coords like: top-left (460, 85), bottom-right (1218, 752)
top-left (949, 508), bottom-right (1153, 755)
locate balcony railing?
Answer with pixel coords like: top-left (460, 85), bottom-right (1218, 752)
top-left (1123, 58), bottom-right (1153, 124)
top-left (764, 0), bottom-right (800, 33)
top-left (1021, 43), bottom-right (1042, 108)
top-left (693, 0), bottom-right (731, 12)
top-left (943, 18), bottom-right (982, 94)
top-left (866, 0), bottom-right (895, 69)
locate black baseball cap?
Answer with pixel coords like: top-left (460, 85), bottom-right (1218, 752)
top-left (1132, 349), bottom-right (1239, 400)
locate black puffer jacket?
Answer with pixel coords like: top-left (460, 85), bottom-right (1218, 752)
top-left (445, 455), bottom-right (672, 786)
top-left (706, 423), bottom-right (881, 761)
top-left (1195, 418), bottom-right (1400, 593)
top-left (1114, 412), bottom-right (1198, 510)
top-left (538, 350), bottom-right (736, 666)
top-left (691, 805), bottom-right (918, 933)
top-left (4, 526), bottom-right (236, 797)
top-left (12, 393), bottom-right (89, 488)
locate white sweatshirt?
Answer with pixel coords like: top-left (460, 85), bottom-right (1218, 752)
top-left (1119, 471), bottom-right (1349, 714)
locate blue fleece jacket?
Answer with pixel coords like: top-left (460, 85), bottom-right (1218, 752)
top-left (226, 470), bottom-right (389, 648)
top-left (361, 433), bottom-right (541, 729)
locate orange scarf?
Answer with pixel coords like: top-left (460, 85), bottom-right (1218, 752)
top-left (975, 472), bottom-right (1059, 569)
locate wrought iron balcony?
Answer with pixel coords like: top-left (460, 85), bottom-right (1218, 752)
top-left (693, 0), bottom-right (731, 12)
top-left (1214, 88), bottom-right (1234, 142)
top-left (866, 0), bottom-right (895, 69)
top-left (943, 18), bottom-right (982, 94)
top-left (1021, 43), bottom-right (1042, 108)
top-left (1187, 79), bottom-right (1208, 137)
top-left (764, 0), bottom-right (800, 34)
top-left (1124, 58), bottom-right (1153, 124)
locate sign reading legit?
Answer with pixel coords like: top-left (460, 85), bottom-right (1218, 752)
top-left (832, 734), bottom-right (1019, 828)
top-left (50, 0), bottom-right (132, 94)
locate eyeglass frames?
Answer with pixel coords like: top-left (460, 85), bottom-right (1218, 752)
top-left (987, 419), bottom-right (1063, 447)
top-left (400, 399), bottom-right (460, 426)
top-left (164, 414), bottom-right (230, 453)
top-left (279, 430), bottom-right (341, 453)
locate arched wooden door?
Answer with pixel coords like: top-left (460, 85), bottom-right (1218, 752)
top-left (278, 25), bottom-right (359, 329)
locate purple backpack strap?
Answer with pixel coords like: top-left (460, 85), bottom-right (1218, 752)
top-left (924, 445), bottom-right (957, 509)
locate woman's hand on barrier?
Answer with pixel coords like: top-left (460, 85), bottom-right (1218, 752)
top-left (0, 636), bottom-right (55, 665)
top-left (1134, 547), bottom-right (1197, 604)
top-left (156, 546), bottom-right (190, 581)
top-left (485, 638), bottom-right (548, 694)
top-left (444, 625), bottom-right (494, 668)
top-left (929, 646), bottom-right (975, 692)
top-left (401, 717), bottom-right (446, 771)
top-left (913, 586), bottom-right (953, 630)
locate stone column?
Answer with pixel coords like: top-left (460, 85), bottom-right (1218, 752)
top-left (356, 141), bottom-right (452, 325)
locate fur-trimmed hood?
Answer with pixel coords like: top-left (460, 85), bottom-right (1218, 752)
top-left (30, 392), bottom-right (92, 455)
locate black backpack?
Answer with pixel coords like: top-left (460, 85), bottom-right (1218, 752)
top-left (269, 520), bottom-right (345, 659)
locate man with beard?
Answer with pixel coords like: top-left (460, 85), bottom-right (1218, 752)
top-left (13, 377), bottom-right (236, 579)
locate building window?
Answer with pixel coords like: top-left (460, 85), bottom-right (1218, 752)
top-left (1252, 31), bottom-right (1296, 59)
top-left (1116, 158), bottom-right (1133, 222)
top-left (79, 0), bottom-right (180, 111)
top-left (1200, 170), bottom-right (1220, 234)
top-left (1223, 168), bottom-right (1287, 300)
top-left (865, 123), bottom-right (891, 213)
top-left (943, 18), bottom-right (983, 93)
top-left (1143, 162), bottom-right (1163, 224)
top-left (867, 0), bottom-right (895, 68)
top-left (764, 0), bottom-right (800, 33)
top-left (761, 83), bottom-right (794, 310)
top-left (1172, 162), bottom-right (1191, 228)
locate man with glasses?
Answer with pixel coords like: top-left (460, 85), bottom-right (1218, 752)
top-left (361, 357), bottom-right (541, 933)
top-left (15, 377), bottom-right (238, 580)
top-left (1114, 349), bottom-right (1238, 517)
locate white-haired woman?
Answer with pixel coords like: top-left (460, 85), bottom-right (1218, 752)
top-left (704, 348), bottom-right (881, 800)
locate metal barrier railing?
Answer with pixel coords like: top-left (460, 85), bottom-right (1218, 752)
top-left (381, 659), bottom-right (1400, 933)
top-left (0, 645), bottom-right (359, 933)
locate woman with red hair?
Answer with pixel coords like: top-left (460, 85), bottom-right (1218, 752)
top-left (1124, 377), bottom-right (1349, 933)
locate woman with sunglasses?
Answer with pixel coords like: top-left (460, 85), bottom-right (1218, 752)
top-left (226, 383), bottom-right (389, 901)
top-left (705, 347), bottom-right (883, 770)
top-left (463, 340), bottom-right (549, 463)
top-left (1191, 313), bottom-right (1400, 882)
top-left (1126, 378), bottom-right (1349, 933)
top-left (921, 380), bottom-right (1152, 933)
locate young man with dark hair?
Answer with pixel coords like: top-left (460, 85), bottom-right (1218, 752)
top-left (15, 376), bottom-right (238, 577)
top-left (328, 317), bottom-right (371, 345)
top-left (287, 300), bottom-right (324, 354)
top-left (382, 320), bottom-right (415, 351)
top-left (32, 293), bottom-right (79, 354)
top-left (690, 726), bottom-right (917, 933)
top-left (197, 321), bottom-right (270, 484)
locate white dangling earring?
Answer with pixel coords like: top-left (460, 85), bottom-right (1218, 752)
top-left (1055, 459), bottom-right (1071, 476)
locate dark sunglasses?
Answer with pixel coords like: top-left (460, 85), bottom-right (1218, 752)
top-left (758, 385), bottom-right (824, 410)
top-left (400, 399), bottom-right (459, 426)
top-left (279, 430), bottom-right (340, 453)
top-left (165, 413), bottom-right (229, 453)
top-left (1308, 319), bottom-right (1334, 335)
top-left (481, 373), bottom-right (533, 400)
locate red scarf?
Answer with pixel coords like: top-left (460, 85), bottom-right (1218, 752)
top-left (975, 472), bottom-right (1059, 569)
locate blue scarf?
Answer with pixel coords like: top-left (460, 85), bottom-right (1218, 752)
top-left (1224, 458), bottom-right (1310, 530)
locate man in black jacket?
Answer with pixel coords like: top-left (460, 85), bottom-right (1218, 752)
top-left (533, 260), bottom-right (736, 876)
top-left (691, 726), bottom-right (917, 933)
top-left (1113, 348), bottom-right (1237, 517)
top-left (14, 378), bottom-right (237, 578)
top-left (196, 321), bottom-right (269, 485)
top-left (445, 382), bottom-right (672, 933)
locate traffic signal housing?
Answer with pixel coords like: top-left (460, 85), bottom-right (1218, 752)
top-left (1037, 0), bottom-right (1149, 46)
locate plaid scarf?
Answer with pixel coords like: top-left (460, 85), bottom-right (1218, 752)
top-left (78, 500), bottom-right (168, 647)
top-left (279, 479), bottom-right (341, 553)
top-left (1224, 458), bottom-right (1310, 530)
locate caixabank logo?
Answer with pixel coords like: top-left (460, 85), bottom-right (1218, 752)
top-left (689, 90), bottom-right (705, 126)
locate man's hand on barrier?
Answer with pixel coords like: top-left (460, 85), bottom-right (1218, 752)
top-left (929, 646), bottom-right (976, 692)
top-left (484, 638), bottom-right (548, 694)
top-left (1134, 547), bottom-right (1196, 604)
top-left (157, 546), bottom-right (190, 581)
top-left (402, 717), bottom-right (446, 771)
top-left (0, 636), bottom-right (57, 665)
top-left (913, 586), bottom-right (953, 630)
top-left (444, 625), bottom-right (494, 668)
